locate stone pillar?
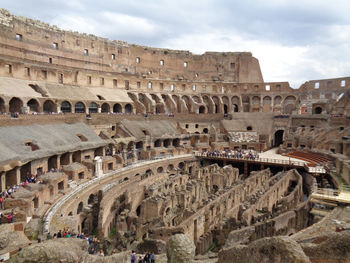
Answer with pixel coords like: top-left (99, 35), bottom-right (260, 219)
top-left (98, 107), bottom-right (101, 113)
top-left (94, 156), bottom-right (103, 177)
top-left (0, 172), bottom-right (5, 192)
top-left (132, 144), bottom-right (137, 162)
top-left (244, 161), bottom-right (248, 177)
top-left (122, 145), bottom-right (127, 163)
top-left (56, 155), bottom-right (61, 170)
top-left (15, 167), bottom-right (21, 185)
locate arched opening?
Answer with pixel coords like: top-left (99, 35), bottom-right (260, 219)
top-left (88, 102), bottom-right (98, 113)
top-left (199, 106), bottom-right (205, 114)
top-left (178, 162), bottom-right (185, 169)
top-left (173, 138), bottom-right (180, 147)
top-left (9, 97), bottom-right (23, 113)
top-left (136, 141), bottom-right (143, 149)
top-left (157, 167), bottom-right (164, 173)
top-left (72, 151), bottom-right (81, 163)
top-left (125, 103), bottom-right (133, 113)
top-left (223, 104), bottom-right (228, 114)
top-left (247, 126), bottom-right (252, 131)
top-left (314, 106), bottom-right (322, 114)
top-left (164, 139), bottom-right (171, 148)
top-left (88, 194), bottom-right (95, 204)
top-left (113, 103), bottom-right (122, 113)
top-left (33, 197), bottom-right (39, 209)
top-left (154, 139), bottom-right (161, 147)
top-left (203, 128), bottom-right (209, 134)
top-left (48, 155), bottom-right (58, 170)
top-left (43, 100), bottom-right (56, 113)
top-left (233, 104), bottom-right (239, 112)
top-left (77, 202), bottom-right (83, 214)
top-left (213, 185), bottom-right (219, 193)
top-left (27, 99), bottom-right (39, 112)
top-left (101, 103), bottom-right (110, 113)
top-left (61, 101), bottom-right (71, 113)
top-left (0, 97), bottom-right (5, 113)
top-left (75, 102), bottom-right (86, 113)
top-left (274, 130), bottom-right (284, 147)
top-left (136, 205), bottom-right (141, 216)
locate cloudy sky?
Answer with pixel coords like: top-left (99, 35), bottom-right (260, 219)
top-left (2, 0), bottom-right (350, 88)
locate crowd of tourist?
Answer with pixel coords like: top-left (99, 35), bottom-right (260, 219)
top-left (46, 229), bottom-right (106, 256)
top-left (201, 149), bottom-right (259, 160)
top-left (0, 169), bottom-right (57, 224)
top-left (131, 250), bottom-right (156, 263)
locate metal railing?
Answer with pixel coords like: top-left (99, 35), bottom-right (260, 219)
top-left (194, 152), bottom-right (305, 167)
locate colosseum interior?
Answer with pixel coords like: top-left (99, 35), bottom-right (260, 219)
top-left (0, 8), bottom-right (350, 263)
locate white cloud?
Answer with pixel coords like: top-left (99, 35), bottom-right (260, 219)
top-left (52, 11), bottom-right (160, 39)
top-left (2, 0), bottom-right (350, 87)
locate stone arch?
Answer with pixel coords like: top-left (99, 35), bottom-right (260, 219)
top-left (242, 96), bottom-right (250, 112)
top-left (172, 95), bottom-right (182, 113)
top-left (75, 102), bottom-right (86, 113)
top-left (192, 96), bottom-right (201, 103)
top-left (222, 96), bottom-right (230, 114)
top-left (101, 103), bottom-right (110, 113)
top-left (88, 102), bottom-right (98, 113)
top-left (263, 96), bottom-right (272, 112)
top-left (252, 96), bottom-right (260, 105)
top-left (125, 103), bottom-right (133, 113)
top-left (182, 95), bottom-right (192, 113)
top-left (0, 97), bottom-right (5, 113)
top-left (274, 96), bottom-right (282, 105)
top-left (113, 103), bottom-right (122, 113)
top-left (61, 101), bottom-right (71, 113)
top-left (199, 106), bottom-right (205, 114)
top-left (27, 98), bottom-right (40, 112)
top-left (212, 96), bottom-right (222, 113)
top-left (202, 95), bottom-right (214, 114)
top-left (138, 93), bottom-right (153, 113)
top-left (157, 166), bottom-right (164, 173)
top-left (43, 100), bottom-right (57, 113)
top-left (283, 96), bottom-right (296, 114)
top-left (9, 97), bottom-right (23, 113)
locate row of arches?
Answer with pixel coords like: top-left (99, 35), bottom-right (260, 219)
top-left (0, 96), bottom-right (133, 114)
top-left (0, 94), bottom-right (298, 115)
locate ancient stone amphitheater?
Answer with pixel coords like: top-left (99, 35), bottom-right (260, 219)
top-left (0, 8), bottom-right (350, 263)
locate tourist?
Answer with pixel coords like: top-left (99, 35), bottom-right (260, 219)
top-left (131, 250), bottom-right (137, 263)
top-left (144, 252), bottom-right (150, 263)
top-left (98, 249), bottom-right (104, 257)
top-left (0, 195), bottom-right (4, 210)
top-left (150, 252), bottom-right (156, 263)
top-left (88, 246), bottom-right (95, 255)
top-left (7, 213), bottom-right (13, 223)
top-left (138, 256), bottom-right (144, 263)
top-left (0, 211), bottom-right (3, 224)
top-left (57, 230), bottom-right (62, 238)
